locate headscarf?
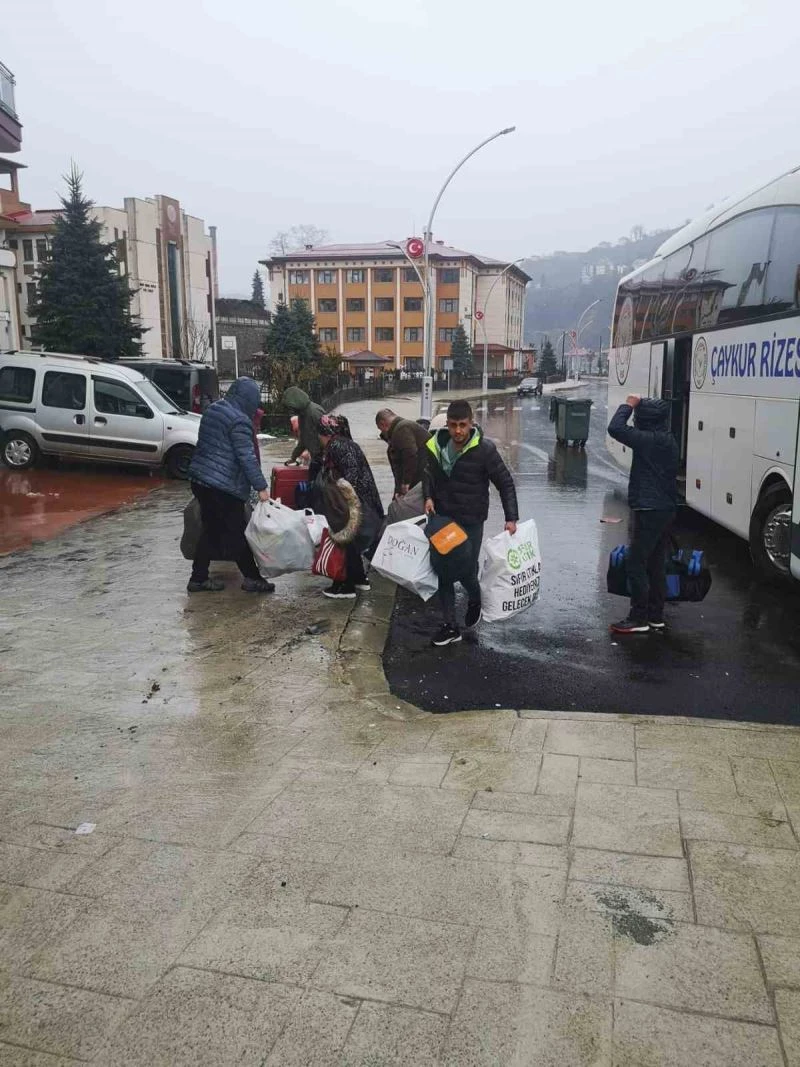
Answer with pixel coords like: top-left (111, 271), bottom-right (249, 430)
top-left (319, 414), bottom-right (351, 439)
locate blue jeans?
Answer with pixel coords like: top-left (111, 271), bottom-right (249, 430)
top-left (438, 523), bottom-right (484, 626)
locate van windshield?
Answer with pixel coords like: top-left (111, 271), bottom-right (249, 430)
top-left (136, 379), bottom-right (185, 415)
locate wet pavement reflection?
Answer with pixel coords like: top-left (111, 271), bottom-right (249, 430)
top-left (384, 382), bottom-right (800, 721)
top-left (0, 463), bottom-right (164, 554)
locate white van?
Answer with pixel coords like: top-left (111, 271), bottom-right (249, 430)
top-left (0, 351), bottom-right (200, 478)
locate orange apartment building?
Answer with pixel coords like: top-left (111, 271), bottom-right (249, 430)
top-left (262, 241), bottom-right (530, 374)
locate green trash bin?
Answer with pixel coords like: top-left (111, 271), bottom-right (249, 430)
top-left (550, 395), bottom-right (593, 447)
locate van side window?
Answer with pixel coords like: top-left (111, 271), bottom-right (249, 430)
top-left (0, 366), bottom-right (35, 404)
top-left (94, 378), bottom-right (152, 418)
top-left (42, 371), bottom-right (86, 410)
top-left (152, 366), bottom-right (190, 408)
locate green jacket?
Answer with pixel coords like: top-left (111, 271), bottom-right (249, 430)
top-left (283, 387), bottom-right (325, 462)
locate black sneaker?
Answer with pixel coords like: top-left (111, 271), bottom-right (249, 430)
top-left (323, 582), bottom-right (356, 599)
top-left (432, 624), bottom-right (462, 647)
top-left (187, 578), bottom-right (224, 592)
top-left (610, 617), bottom-right (650, 634)
top-left (465, 601), bottom-right (482, 629)
top-left (354, 580), bottom-right (371, 592)
top-left (241, 577), bottom-right (275, 593)
top-left (649, 619), bottom-right (666, 631)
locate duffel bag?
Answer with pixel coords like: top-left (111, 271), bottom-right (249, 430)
top-left (667, 546), bottom-right (712, 602)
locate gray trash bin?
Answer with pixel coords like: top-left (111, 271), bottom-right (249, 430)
top-left (551, 396), bottom-right (593, 447)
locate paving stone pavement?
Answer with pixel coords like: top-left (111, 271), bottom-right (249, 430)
top-left (0, 404), bottom-right (799, 1065)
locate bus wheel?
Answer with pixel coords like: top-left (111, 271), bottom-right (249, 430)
top-left (749, 483), bottom-right (793, 581)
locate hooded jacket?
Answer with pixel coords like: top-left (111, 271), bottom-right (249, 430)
top-left (283, 387), bottom-right (325, 462)
top-left (382, 416), bottom-right (430, 491)
top-left (607, 399), bottom-right (679, 510)
top-left (422, 427), bottom-right (518, 526)
top-left (188, 377), bottom-right (267, 500)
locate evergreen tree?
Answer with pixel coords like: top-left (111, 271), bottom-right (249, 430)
top-left (537, 338), bottom-right (559, 380)
top-left (30, 164), bottom-right (143, 359)
top-left (251, 270), bottom-right (265, 308)
top-left (262, 297), bottom-right (321, 368)
top-left (450, 323), bottom-right (473, 374)
top-left (263, 298), bottom-right (296, 358)
top-left (290, 298), bottom-right (322, 364)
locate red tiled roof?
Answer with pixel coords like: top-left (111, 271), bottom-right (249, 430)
top-left (0, 208), bottom-right (61, 228)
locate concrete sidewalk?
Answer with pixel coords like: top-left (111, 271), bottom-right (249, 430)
top-left (0, 418), bottom-right (799, 1065)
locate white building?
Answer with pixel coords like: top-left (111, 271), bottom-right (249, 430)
top-left (0, 195), bottom-right (215, 359)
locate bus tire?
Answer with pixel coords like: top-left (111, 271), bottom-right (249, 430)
top-left (166, 444), bottom-right (194, 480)
top-left (749, 482), bottom-right (793, 582)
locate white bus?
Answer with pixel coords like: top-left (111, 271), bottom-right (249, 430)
top-left (607, 164), bottom-right (800, 582)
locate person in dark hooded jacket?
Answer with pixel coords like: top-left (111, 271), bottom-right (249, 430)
top-left (187, 376), bottom-right (273, 594)
top-left (283, 387), bottom-right (325, 466)
top-left (607, 395), bottom-right (679, 633)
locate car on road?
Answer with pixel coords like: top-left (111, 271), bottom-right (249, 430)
top-left (0, 351), bottom-right (200, 478)
top-left (517, 377), bottom-right (542, 397)
top-left (117, 358), bottom-right (218, 414)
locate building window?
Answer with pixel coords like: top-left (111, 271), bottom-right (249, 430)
top-left (438, 328), bottom-right (455, 342)
top-left (375, 327), bottom-right (394, 342)
top-left (22, 239), bottom-right (33, 262)
top-left (345, 269), bottom-right (364, 284)
top-left (7, 238), bottom-right (17, 250)
top-left (320, 327), bottom-right (338, 342)
top-left (25, 283), bottom-right (36, 306)
top-left (35, 239), bottom-right (48, 261)
top-left (374, 297), bottom-right (394, 312)
top-left (347, 326), bottom-right (365, 343)
top-left (403, 327), bottom-right (423, 342)
top-left (373, 268), bottom-right (393, 283)
top-left (404, 297), bottom-right (422, 312)
top-left (318, 298), bottom-right (337, 313)
top-left (440, 268), bottom-right (459, 284)
top-left (403, 357), bottom-right (424, 372)
top-left (439, 298), bottom-right (458, 313)
top-left (317, 269), bottom-right (336, 285)
top-left (346, 297), bottom-right (365, 312)
top-left (403, 268), bottom-right (418, 283)
top-left (288, 270), bottom-right (309, 285)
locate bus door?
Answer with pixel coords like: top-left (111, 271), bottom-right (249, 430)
top-left (648, 342), bottom-right (665, 398)
top-left (792, 409), bottom-right (800, 581)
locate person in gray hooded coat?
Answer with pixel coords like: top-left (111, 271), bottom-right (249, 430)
top-left (187, 376), bottom-right (273, 593)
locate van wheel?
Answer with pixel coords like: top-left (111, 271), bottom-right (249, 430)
top-left (166, 444), bottom-right (194, 480)
top-left (749, 483), bottom-right (793, 582)
top-left (2, 431), bottom-right (39, 470)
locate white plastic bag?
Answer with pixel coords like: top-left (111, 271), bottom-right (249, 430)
top-left (245, 499), bottom-right (315, 578)
top-left (370, 516), bottom-right (439, 601)
top-left (479, 519), bottom-right (541, 623)
top-left (302, 509), bottom-right (329, 547)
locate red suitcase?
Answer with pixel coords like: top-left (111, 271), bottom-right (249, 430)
top-left (270, 465), bottom-right (309, 509)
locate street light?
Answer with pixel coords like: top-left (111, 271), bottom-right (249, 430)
top-left (420, 126), bottom-right (516, 419)
top-left (478, 255), bottom-right (531, 395)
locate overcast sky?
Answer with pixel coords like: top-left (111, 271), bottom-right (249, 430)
top-left (5, 0), bottom-right (797, 296)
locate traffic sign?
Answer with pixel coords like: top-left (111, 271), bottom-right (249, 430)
top-left (475, 310), bottom-right (484, 321)
top-left (406, 238), bottom-right (424, 259)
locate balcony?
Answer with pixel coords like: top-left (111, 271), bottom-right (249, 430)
top-left (0, 61), bottom-right (22, 154)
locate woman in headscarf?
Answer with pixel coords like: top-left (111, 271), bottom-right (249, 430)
top-left (318, 414), bottom-right (384, 599)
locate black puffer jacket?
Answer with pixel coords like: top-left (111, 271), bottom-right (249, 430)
top-left (422, 428), bottom-right (518, 526)
top-left (607, 400), bottom-right (679, 510)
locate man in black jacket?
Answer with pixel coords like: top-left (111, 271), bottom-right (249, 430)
top-left (423, 399), bottom-right (518, 646)
top-left (607, 395), bottom-right (679, 634)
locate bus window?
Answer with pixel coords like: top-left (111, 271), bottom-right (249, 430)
top-left (658, 246), bottom-right (691, 337)
top-left (634, 263), bottom-right (664, 342)
top-left (765, 206), bottom-right (800, 313)
top-left (703, 208), bottom-right (774, 326)
top-left (671, 235), bottom-right (709, 335)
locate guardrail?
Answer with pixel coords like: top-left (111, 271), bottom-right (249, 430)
top-left (0, 61), bottom-right (16, 118)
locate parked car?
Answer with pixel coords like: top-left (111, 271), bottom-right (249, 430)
top-left (0, 351), bottom-right (200, 478)
top-left (117, 359), bottom-right (218, 414)
top-left (517, 377), bottom-right (543, 397)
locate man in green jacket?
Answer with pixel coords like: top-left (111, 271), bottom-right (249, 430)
top-left (282, 387), bottom-right (325, 466)
top-left (375, 408), bottom-right (430, 498)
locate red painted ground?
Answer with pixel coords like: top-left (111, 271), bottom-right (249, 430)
top-left (0, 465), bottom-right (164, 554)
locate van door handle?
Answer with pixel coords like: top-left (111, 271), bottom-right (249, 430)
top-left (74, 414), bottom-right (85, 425)
top-left (94, 416), bottom-right (107, 426)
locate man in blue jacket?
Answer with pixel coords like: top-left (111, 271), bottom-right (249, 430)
top-left (607, 395), bottom-right (679, 633)
top-left (187, 377), bottom-right (273, 594)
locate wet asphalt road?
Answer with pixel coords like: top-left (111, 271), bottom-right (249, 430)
top-left (383, 381), bottom-right (800, 722)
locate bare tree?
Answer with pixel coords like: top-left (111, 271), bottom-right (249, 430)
top-left (180, 319), bottom-right (212, 362)
top-left (630, 224), bottom-right (645, 242)
top-left (269, 224), bottom-right (329, 255)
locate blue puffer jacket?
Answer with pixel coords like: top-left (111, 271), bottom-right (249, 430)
top-left (188, 377), bottom-right (267, 500)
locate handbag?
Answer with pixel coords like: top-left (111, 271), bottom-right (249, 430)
top-left (312, 528), bottom-right (348, 582)
top-left (425, 514), bottom-right (473, 581)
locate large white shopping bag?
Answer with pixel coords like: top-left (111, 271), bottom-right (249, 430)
top-left (245, 499), bottom-right (315, 577)
top-left (370, 516), bottom-right (439, 601)
top-left (479, 519), bottom-right (541, 622)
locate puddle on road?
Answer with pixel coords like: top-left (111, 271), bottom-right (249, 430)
top-left (0, 465), bottom-right (164, 554)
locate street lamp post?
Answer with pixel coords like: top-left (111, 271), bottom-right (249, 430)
top-left (420, 126), bottom-right (516, 419)
top-left (479, 255), bottom-right (530, 395)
